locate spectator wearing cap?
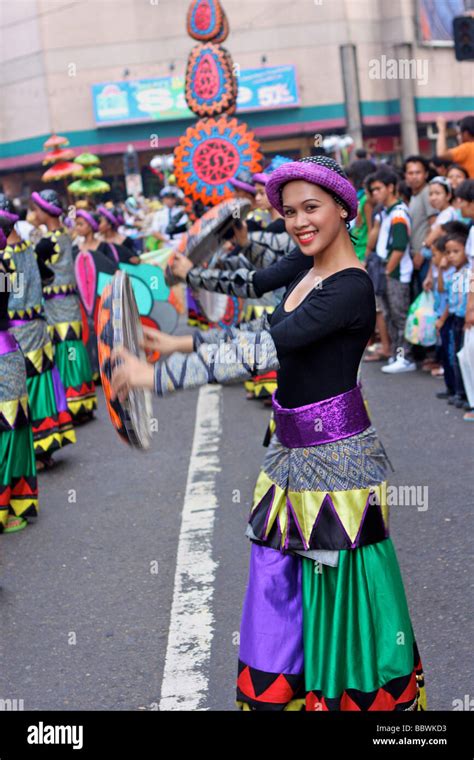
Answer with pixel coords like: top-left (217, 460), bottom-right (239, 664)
top-left (436, 115), bottom-right (474, 179)
top-left (151, 185), bottom-right (189, 246)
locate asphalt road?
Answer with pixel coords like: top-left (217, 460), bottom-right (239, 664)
top-left (0, 360), bottom-right (472, 711)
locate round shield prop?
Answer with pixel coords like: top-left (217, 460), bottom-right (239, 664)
top-left (165, 197), bottom-right (251, 286)
top-left (98, 271), bottom-right (153, 450)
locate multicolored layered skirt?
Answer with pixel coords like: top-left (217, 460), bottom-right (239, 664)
top-left (236, 385), bottom-right (427, 711)
top-left (44, 293), bottom-right (97, 421)
top-left (0, 332), bottom-right (38, 530)
top-left (9, 317), bottom-right (76, 456)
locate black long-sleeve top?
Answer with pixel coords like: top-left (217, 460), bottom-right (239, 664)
top-left (269, 268), bottom-right (375, 408)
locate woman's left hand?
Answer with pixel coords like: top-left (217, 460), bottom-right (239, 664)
top-left (233, 220), bottom-right (249, 247)
top-left (110, 346), bottom-right (155, 402)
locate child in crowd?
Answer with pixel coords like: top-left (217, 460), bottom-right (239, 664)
top-left (436, 230), bottom-right (471, 409)
top-left (431, 236), bottom-right (455, 387)
top-left (447, 165), bottom-right (471, 224)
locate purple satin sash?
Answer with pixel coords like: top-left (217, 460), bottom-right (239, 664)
top-left (44, 290), bottom-right (77, 301)
top-left (0, 331), bottom-right (19, 356)
top-left (272, 385), bottom-right (371, 448)
top-left (9, 316), bottom-right (42, 326)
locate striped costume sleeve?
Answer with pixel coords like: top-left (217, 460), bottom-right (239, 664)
top-left (154, 319), bottom-right (279, 396)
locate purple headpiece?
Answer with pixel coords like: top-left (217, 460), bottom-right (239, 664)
top-left (229, 169), bottom-right (257, 196)
top-left (76, 209), bottom-right (99, 232)
top-left (266, 156), bottom-right (358, 221)
top-left (31, 191), bottom-right (62, 217)
top-left (252, 172), bottom-right (270, 186)
top-left (0, 208), bottom-right (20, 224)
top-left (97, 205), bottom-right (122, 229)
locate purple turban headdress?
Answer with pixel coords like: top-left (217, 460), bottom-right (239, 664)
top-left (31, 190), bottom-right (63, 217)
top-left (76, 209), bottom-right (99, 232)
top-left (266, 156), bottom-right (358, 221)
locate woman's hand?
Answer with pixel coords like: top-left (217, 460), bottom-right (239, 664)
top-left (141, 326), bottom-right (180, 356)
top-left (233, 220), bottom-right (248, 247)
top-left (110, 346), bottom-right (155, 403)
top-left (170, 252), bottom-right (193, 280)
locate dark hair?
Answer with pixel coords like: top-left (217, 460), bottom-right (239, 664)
top-left (447, 163), bottom-right (469, 179)
top-left (346, 159), bottom-right (377, 191)
top-left (403, 155), bottom-right (430, 174)
top-left (455, 179), bottom-right (474, 203)
top-left (445, 232), bottom-right (467, 246)
top-left (397, 180), bottom-right (412, 202)
top-left (430, 156), bottom-right (451, 170)
top-left (459, 116), bottom-right (474, 137)
top-left (441, 220), bottom-right (470, 237)
top-left (0, 193), bottom-right (16, 238)
top-left (355, 148), bottom-right (368, 159)
top-left (368, 167), bottom-right (400, 191)
top-left (433, 235), bottom-right (447, 253)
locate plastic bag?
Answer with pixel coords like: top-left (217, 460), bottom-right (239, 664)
top-left (458, 328), bottom-right (474, 408)
top-left (404, 291), bottom-right (437, 346)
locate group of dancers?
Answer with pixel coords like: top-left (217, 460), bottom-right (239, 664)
top-left (1, 152), bottom-right (435, 709)
top-left (0, 190), bottom-right (97, 533)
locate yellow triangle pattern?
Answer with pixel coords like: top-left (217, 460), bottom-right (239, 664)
top-left (0, 395), bottom-right (29, 428)
top-left (5, 241), bottom-right (28, 255)
top-left (53, 321), bottom-right (82, 341)
top-left (9, 497), bottom-right (39, 519)
top-left (23, 342), bottom-right (54, 375)
top-left (251, 471), bottom-right (389, 550)
top-left (8, 304), bottom-right (43, 320)
top-left (67, 395), bottom-right (97, 416)
top-left (34, 428), bottom-right (77, 453)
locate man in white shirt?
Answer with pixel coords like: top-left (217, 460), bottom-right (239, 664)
top-left (151, 186), bottom-right (189, 247)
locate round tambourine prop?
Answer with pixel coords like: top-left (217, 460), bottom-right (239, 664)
top-left (98, 271), bottom-right (153, 450)
top-left (165, 197), bottom-right (251, 286)
top-left (174, 116), bottom-right (263, 206)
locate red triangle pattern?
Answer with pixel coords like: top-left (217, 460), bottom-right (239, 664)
top-left (237, 665), bottom-right (299, 706)
top-left (306, 670), bottom-right (418, 711)
top-left (0, 477), bottom-right (38, 506)
top-left (66, 381), bottom-right (96, 399)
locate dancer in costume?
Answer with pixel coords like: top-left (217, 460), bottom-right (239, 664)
top-left (0, 196), bottom-right (76, 470)
top-left (0, 210), bottom-right (38, 533)
top-left (110, 156), bottom-right (426, 711)
top-left (73, 209), bottom-right (119, 376)
top-left (97, 204), bottom-right (140, 264)
top-left (32, 190), bottom-right (97, 423)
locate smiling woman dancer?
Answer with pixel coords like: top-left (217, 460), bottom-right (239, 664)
top-left (110, 156), bottom-right (427, 712)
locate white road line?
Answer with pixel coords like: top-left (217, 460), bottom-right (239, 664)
top-left (159, 385), bottom-right (222, 711)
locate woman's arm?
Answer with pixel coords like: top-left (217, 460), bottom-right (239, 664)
top-left (181, 246), bottom-right (311, 299)
top-left (111, 319), bottom-right (279, 401)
